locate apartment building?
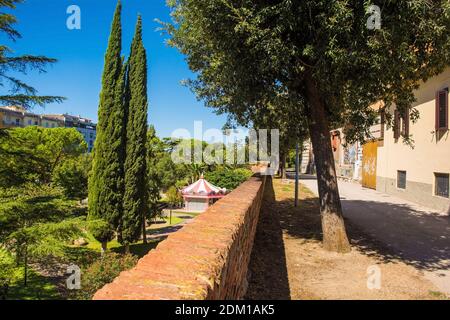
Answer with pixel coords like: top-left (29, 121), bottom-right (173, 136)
top-left (0, 106), bottom-right (97, 153)
top-left (375, 68), bottom-right (450, 213)
top-left (42, 114), bottom-right (97, 152)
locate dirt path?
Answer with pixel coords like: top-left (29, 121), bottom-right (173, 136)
top-left (301, 177), bottom-right (450, 295)
top-left (246, 179), bottom-right (447, 300)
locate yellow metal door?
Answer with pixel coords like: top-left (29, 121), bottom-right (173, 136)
top-left (362, 141), bottom-right (378, 189)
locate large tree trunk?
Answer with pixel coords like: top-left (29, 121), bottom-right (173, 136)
top-left (305, 76), bottom-right (351, 253)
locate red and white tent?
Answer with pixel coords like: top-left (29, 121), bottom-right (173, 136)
top-left (181, 175), bottom-right (227, 213)
top-left (181, 174), bottom-right (226, 198)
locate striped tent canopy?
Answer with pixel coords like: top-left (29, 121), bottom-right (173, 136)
top-left (181, 174), bottom-right (227, 197)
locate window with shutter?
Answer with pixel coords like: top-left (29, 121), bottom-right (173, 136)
top-left (393, 109), bottom-right (400, 140)
top-left (436, 89), bottom-right (448, 131)
top-left (401, 110), bottom-right (410, 137)
top-left (380, 109), bottom-right (385, 140)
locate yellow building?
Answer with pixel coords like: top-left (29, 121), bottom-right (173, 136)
top-left (376, 68), bottom-right (450, 213)
top-left (23, 113), bottom-right (41, 127)
top-left (0, 106), bottom-right (25, 128)
top-left (40, 116), bottom-right (62, 128)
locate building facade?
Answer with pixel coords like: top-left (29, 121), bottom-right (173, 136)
top-left (0, 106), bottom-right (27, 128)
top-left (0, 106), bottom-right (64, 129)
top-left (0, 106), bottom-right (97, 153)
top-left (44, 114), bottom-right (97, 152)
top-left (376, 68), bottom-right (450, 213)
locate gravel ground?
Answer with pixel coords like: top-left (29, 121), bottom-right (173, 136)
top-left (246, 179), bottom-right (448, 300)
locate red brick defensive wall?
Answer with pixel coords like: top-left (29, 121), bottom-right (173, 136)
top-left (93, 174), bottom-right (268, 300)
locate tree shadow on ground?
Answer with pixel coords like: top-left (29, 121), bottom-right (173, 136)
top-left (340, 199), bottom-right (450, 272)
top-left (112, 241), bottom-right (160, 258)
top-left (145, 224), bottom-right (185, 238)
top-left (278, 191), bottom-right (450, 273)
top-left (246, 178), bottom-right (291, 300)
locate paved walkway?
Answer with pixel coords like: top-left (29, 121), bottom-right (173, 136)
top-left (300, 177), bottom-right (450, 295)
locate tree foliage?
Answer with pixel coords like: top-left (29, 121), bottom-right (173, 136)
top-left (146, 126), bottom-right (163, 220)
top-left (205, 168), bottom-right (253, 191)
top-left (0, 184), bottom-right (83, 286)
top-left (165, 0), bottom-right (450, 252)
top-left (122, 16), bottom-right (149, 246)
top-left (165, 186), bottom-right (183, 208)
top-left (52, 154), bottom-right (92, 199)
top-left (88, 1), bottom-right (127, 244)
top-left (0, 0), bottom-right (65, 109)
top-left (0, 127), bottom-right (87, 187)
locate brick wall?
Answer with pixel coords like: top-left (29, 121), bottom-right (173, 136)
top-left (93, 174), bottom-right (268, 300)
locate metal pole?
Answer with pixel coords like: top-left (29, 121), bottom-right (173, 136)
top-left (295, 142), bottom-right (300, 207)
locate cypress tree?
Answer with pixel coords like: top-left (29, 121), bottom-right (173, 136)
top-left (88, 1), bottom-right (127, 253)
top-left (121, 16), bottom-right (148, 249)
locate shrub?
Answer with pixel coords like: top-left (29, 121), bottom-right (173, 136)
top-left (52, 155), bottom-right (91, 199)
top-left (205, 168), bottom-right (253, 191)
top-left (74, 252), bottom-right (138, 300)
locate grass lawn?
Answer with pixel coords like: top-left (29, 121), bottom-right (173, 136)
top-left (1, 249), bottom-right (60, 300)
top-left (172, 210), bottom-right (201, 217)
top-left (83, 233), bottom-right (160, 258)
top-left (1, 214), bottom-right (193, 300)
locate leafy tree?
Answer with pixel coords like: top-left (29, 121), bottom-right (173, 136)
top-left (52, 154), bottom-right (92, 199)
top-left (147, 135), bottom-right (184, 191)
top-left (165, 186), bottom-right (182, 209)
top-left (88, 1), bottom-right (127, 252)
top-left (205, 168), bottom-right (253, 191)
top-left (122, 16), bottom-right (149, 249)
top-left (0, 0), bottom-right (64, 112)
top-left (0, 184), bottom-right (82, 287)
top-left (145, 126), bottom-right (163, 243)
top-left (166, 0), bottom-right (450, 252)
top-left (0, 127), bottom-right (87, 187)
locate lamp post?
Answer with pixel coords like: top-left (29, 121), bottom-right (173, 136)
top-left (295, 142), bottom-right (300, 207)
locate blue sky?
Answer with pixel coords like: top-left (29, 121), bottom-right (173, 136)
top-left (3, 0), bottom-right (229, 138)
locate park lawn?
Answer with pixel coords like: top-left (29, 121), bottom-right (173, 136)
top-left (83, 233), bottom-right (160, 258)
top-left (172, 210), bottom-right (201, 217)
top-left (0, 249), bottom-right (61, 300)
top-left (163, 215), bottom-right (184, 225)
top-left (1, 215), bottom-right (187, 301)
top-left (7, 269), bottom-right (61, 300)
top-left (84, 232), bottom-right (122, 251)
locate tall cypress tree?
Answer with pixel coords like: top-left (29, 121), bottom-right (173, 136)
top-left (88, 1), bottom-right (127, 253)
top-left (121, 16), bottom-right (148, 249)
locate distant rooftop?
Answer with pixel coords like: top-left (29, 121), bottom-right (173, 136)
top-left (0, 106), bottom-right (96, 126)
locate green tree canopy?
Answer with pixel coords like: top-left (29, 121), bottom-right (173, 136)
top-left (166, 0), bottom-right (450, 252)
top-left (0, 127), bottom-right (87, 187)
top-left (205, 168), bottom-right (253, 191)
top-left (88, 1), bottom-right (127, 247)
top-left (0, 0), bottom-right (65, 109)
top-left (0, 184), bottom-right (83, 286)
top-left (122, 16), bottom-right (149, 247)
top-left (52, 154), bottom-right (92, 200)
